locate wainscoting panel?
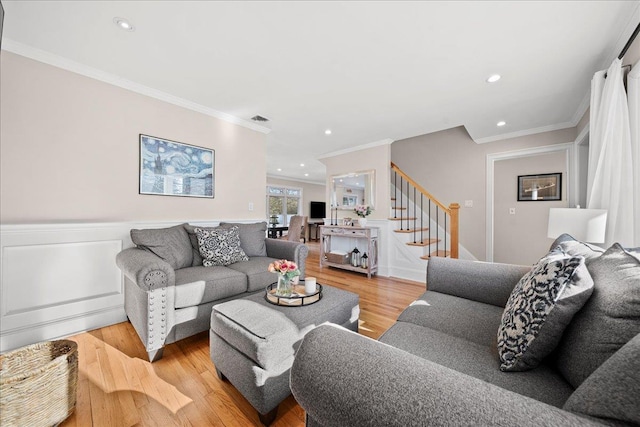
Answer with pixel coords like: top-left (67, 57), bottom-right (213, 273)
top-left (0, 223), bottom-right (133, 352)
top-left (0, 220), bottom-right (238, 353)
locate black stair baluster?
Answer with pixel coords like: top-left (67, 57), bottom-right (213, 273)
top-left (428, 199), bottom-right (432, 256)
top-left (394, 171), bottom-right (397, 219)
top-left (400, 176), bottom-right (404, 230)
top-left (413, 186), bottom-right (417, 243)
top-left (420, 194), bottom-right (423, 244)
top-left (406, 179), bottom-right (410, 233)
top-left (436, 207), bottom-right (439, 258)
top-left (445, 212), bottom-right (448, 258)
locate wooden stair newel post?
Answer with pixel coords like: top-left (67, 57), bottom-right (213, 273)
top-left (449, 203), bottom-right (460, 259)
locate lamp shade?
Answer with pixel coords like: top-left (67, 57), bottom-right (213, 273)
top-left (547, 208), bottom-right (608, 243)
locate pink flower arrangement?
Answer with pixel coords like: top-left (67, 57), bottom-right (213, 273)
top-left (268, 259), bottom-right (300, 279)
top-left (354, 205), bottom-right (372, 218)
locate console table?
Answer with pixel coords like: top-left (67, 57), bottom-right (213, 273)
top-left (320, 225), bottom-right (379, 278)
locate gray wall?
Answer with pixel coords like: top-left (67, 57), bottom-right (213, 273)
top-left (493, 152), bottom-right (568, 265)
top-left (391, 126), bottom-right (576, 261)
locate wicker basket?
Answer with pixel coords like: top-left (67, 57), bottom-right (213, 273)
top-left (0, 340), bottom-right (78, 427)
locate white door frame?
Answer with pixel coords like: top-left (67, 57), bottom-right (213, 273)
top-left (485, 142), bottom-right (575, 262)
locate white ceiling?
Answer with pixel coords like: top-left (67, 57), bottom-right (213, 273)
top-left (2, 1), bottom-right (639, 184)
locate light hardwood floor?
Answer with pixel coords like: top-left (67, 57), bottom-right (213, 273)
top-left (60, 241), bottom-right (425, 426)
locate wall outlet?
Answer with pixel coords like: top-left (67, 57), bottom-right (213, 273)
top-left (248, 202), bottom-right (254, 211)
top-left (464, 200), bottom-right (473, 208)
top-left (509, 207), bottom-right (516, 215)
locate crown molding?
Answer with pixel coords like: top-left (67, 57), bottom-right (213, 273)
top-left (1, 39), bottom-right (271, 135)
top-left (475, 5), bottom-right (640, 147)
top-left (317, 138), bottom-right (394, 160)
top-left (473, 121), bottom-right (575, 144)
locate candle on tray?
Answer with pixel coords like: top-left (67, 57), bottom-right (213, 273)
top-left (305, 277), bottom-right (317, 294)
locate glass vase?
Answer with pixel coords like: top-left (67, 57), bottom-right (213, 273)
top-left (276, 273), bottom-right (293, 297)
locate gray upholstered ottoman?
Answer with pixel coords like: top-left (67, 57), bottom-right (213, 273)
top-left (210, 285), bottom-right (360, 425)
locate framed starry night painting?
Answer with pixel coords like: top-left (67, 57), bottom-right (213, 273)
top-left (139, 134), bottom-right (215, 198)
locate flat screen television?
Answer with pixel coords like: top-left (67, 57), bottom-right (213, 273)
top-left (310, 201), bottom-right (326, 219)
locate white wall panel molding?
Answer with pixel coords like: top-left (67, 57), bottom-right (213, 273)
top-left (0, 219), bottom-right (230, 352)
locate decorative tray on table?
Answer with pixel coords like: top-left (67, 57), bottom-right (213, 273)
top-left (265, 282), bottom-right (323, 307)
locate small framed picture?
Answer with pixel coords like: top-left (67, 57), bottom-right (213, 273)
top-left (517, 173), bottom-right (562, 201)
top-left (139, 134), bottom-right (215, 198)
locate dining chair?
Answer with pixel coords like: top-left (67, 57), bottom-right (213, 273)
top-left (287, 215), bottom-right (308, 243)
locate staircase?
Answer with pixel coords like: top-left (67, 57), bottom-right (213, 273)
top-left (390, 162), bottom-right (460, 260)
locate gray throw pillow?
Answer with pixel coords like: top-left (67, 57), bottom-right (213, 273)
top-left (497, 248), bottom-right (593, 372)
top-left (554, 243), bottom-right (640, 387)
top-left (548, 233), bottom-right (579, 250)
top-left (131, 224), bottom-right (193, 270)
top-left (195, 226), bottom-right (249, 267)
top-left (219, 222), bottom-right (268, 257)
top-left (564, 333), bottom-right (640, 425)
top-left (183, 223), bottom-right (211, 266)
top-left (552, 235), bottom-right (605, 264)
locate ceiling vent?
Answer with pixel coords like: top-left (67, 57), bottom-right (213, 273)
top-left (251, 115), bottom-right (270, 122)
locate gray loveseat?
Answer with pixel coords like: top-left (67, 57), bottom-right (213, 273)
top-left (116, 221), bottom-right (308, 361)
top-left (291, 235), bottom-right (640, 426)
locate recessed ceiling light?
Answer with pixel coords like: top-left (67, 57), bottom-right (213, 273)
top-left (486, 74), bottom-right (501, 83)
top-left (497, 121), bottom-right (506, 127)
top-left (113, 17), bottom-right (135, 32)
top-left (304, 173), bottom-right (309, 177)
top-left (325, 129), bottom-right (332, 135)
top-left (300, 163), bottom-right (305, 167)
top-left (277, 168), bottom-right (282, 172)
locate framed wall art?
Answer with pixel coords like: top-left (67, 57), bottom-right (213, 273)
top-left (517, 172), bottom-right (561, 201)
top-left (139, 134), bottom-right (214, 198)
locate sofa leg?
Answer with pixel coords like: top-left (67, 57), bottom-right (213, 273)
top-left (147, 347), bottom-right (164, 362)
top-left (258, 406), bottom-right (278, 426)
top-left (215, 366), bottom-right (227, 381)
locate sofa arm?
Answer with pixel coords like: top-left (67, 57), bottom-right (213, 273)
top-left (427, 257), bottom-right (530, 307)
top-left (265, 239), bottom-right (309, 278)
top-left (116, 247), bottom-right (176, 291)
top-left (291, 325), bottom-right (603, 427)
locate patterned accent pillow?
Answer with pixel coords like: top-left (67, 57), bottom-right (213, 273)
top-left (497, 248), bottom-right (593, 372)
top-left (195, 226), bottom-right (249, 267)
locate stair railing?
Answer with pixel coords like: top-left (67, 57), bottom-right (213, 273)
top-left (391, 162), bottom-right (459, 259)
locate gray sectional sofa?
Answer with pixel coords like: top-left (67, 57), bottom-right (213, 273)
top-left (291, 235), bottom-right (640, 426)
top-left (116, 221), bottom-right (308, 361)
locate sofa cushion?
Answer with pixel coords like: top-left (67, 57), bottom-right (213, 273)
top-left (552, 236), bottom-right (605, 264)
top-left (131, 224), bottom-right (193, 270)
top-left (554, 243), bottom-right (640, 388)
top-left (195, 226), bottom-right (249, 267)
top-left (182, 223), bottom-right (207, 266)
top-left (563, 332), bottom-right (640, 425)
top-left (226, 257), bottom-right (279, 292)
top-left (174, 266), bottom-right (248, 308)
top-left (379, 322), bottom-right (574, 408)
top-left (219, 222), bottom-right (268, 257)
top-left (397, 291), bottom-right (504, 347)
top-left (497, 248), bottom-right (592, 372)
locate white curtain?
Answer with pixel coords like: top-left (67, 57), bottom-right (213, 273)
top-left (587, 58), bottom-right (635, 247)
top-left (629, 61), bottom-right (640, 247)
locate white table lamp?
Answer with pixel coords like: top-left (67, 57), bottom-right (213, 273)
top-left (547, 208), bottom-right (608, 244)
